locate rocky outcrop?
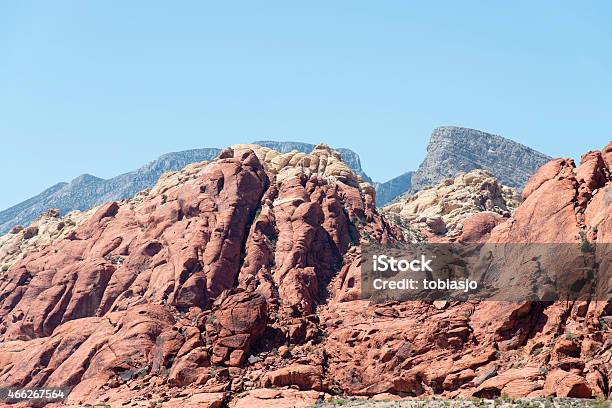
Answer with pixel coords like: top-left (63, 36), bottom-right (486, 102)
top-left (207, 290), bottom-right (268, 367)
top-left (410, 127), bottom-right (551, 193)
top-left (0, 207), bottom-right (94, 273)
top-left (0, 141), bottom-right (609, 406)
top-left (383, 169), bottom-right (520, 239)
top-left (0, 144), bottom-right (393, 405)
top-left (230, 143), bottom-right (393, 315)
top-left (253, 140), bottom-right (371, 182)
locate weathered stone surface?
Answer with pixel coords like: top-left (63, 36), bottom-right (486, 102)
top-left (383, 169), bottom-right (519, 239)
top-left (410, 127), bottom-right (551, 193)
top-left (471, 367), bottom-right (543, 399)
top-left (0, 141), bottom-right (610, 404)
top-left (0, 152), bottom-right (267, 343)
top-left (261, 364), bottom-right (323, 390)
top-left (229, 388), bottom-right (321, 408)
top-left (544, 369), bottom-right (593, 398)
top-left (162, 392), bottom-right (225, 408)
top-left (0, 208), bottom-right (93, 272)
top-left (252, 140), bottom-right (371, 182)
top-left (0, 143), bottom-right (394, 403)
top-left (207, 290), bottom-right (268, 367)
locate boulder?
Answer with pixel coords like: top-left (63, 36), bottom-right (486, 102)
top-left (544, 369), bottom-right (593, 398)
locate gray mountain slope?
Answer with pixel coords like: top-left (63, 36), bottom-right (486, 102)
top-left (0, 182), bottom-right (69, 233)
top-left (409, 126), bottom-right (551, 194)
top-left (373, 172), bottom-right (414, 206)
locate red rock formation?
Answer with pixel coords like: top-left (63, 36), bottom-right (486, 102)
top-left (320, 142), bottom-right (611, 400)
top-left (0, 142), bottom-right (609, 406)
top-left (0, 144), bottom-right (394, 405)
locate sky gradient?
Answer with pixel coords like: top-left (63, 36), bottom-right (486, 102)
top-left (1, 1), bottom-right (611, 211)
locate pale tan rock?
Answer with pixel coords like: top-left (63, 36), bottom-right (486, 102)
top-left (231, 143), bottom-right (365, 186)
top-left (383, 169), bottom-right (519, 237)
top-left (0, 208), bottom-right (94, 272)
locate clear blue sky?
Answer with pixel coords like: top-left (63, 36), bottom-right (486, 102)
top-left (1, 1), bottom-right (611, 211)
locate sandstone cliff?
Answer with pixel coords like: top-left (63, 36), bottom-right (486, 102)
top-left (0, 142), bottom-right (609, 407)
top-left (0, 144), bottom-right (394, 406)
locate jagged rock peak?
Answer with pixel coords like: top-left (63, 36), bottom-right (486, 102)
top-left (410, 126), bottom-right (551, 193)
top-left (252, 140), bottom-right (371, 182)
top-left (231, 143), bottom-right (368, 187)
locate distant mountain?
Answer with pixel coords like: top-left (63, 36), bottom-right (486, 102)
top-left (373, 171), bottom-right (413, 206)
top-left (409, 126), bottom-right (552, 194)
top-left (0, 182), bottom-right (68, 234)
top-left (373, 127), bottom-right (552, 205)
top-left (0, 142), bottom-right (369, 235)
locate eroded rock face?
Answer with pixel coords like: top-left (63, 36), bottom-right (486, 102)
top-left (251, 140), bottom-right (371, 182)
top-left (383, 169), bottom-right (520, 239)
top-left (0, 142), bottom-right (609, 406)
top-left (317, 142), bottom-right (611, 400)
top-left (231, 143), bottom-right (368, 188)
top-left (0, 208), bottom-right (94, 273)
top-left (0, 144), bottom-right (394, 405)
top-left (410, 127), bottom-right (551, 193)
top-left (0, 152), bottom-right (268, 342)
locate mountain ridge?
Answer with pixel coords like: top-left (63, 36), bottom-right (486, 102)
top-left (410, 126), bottom-right (552, 194)
top-left (0, 148), bottom-right (222, 234)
